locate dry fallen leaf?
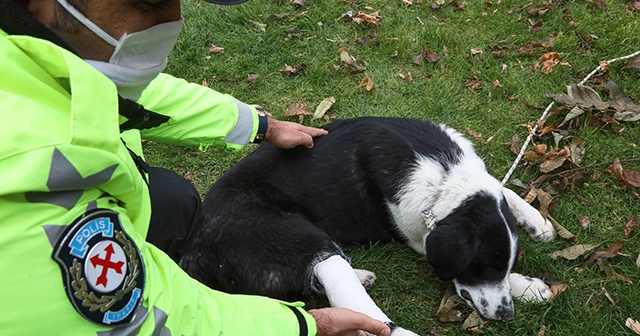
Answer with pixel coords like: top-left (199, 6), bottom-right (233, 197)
top-left (284, 102), bottom-right (313, 117)
top-left (358, 76), bottom-right (375, 91)
top-left (549, 243), bottom-right (600, 260)
top-left (313, 97), bottom-right (336, 120)
top-left (626, 317), bottom-right (640, 335)
top-left (352, 11), bottom-right (381, 25)
top-left (549, 282), bottom-right (568, 298)
top-left (569, 137), bottom-right (585, 165)
top-left (549, 216), bottom-right (576, 242)
top-left (436, 286), bottom-right (466, 322)
top-left (601, 285), bottom-right (615, 306)
top-left (208, 44), bottom-right (224, 53)
top-left (466, 129), bottom-right (483, 144)
top-left (625, 217), bottom-right (639, 237)
top-left (246, 73), bottom-right (259, 83)
top-left (577, 215), bottom-right (590, 228)
top-left (585, 241), bottom-right (624, 267)
top-left (607, 158), bottom-right (640, 187)
top-left (280, 63), bottom-right (307, 75)
top-left (539, 147), bottom-right (571, 173)
top-left (509, 133), bottom-right (521, 155)
top-left (540, 52), bottom-right (560, 74)
top-left (340, 50), bottom-right (367, 73)
top-left (462, 311), bottom-right (485, 332)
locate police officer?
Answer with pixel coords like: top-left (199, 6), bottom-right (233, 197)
top-left (0, 0), bottom-right (391, 335)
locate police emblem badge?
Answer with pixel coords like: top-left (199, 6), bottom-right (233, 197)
top-left (52, 209), bottom-right (145, 326)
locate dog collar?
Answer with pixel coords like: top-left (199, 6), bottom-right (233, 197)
top-left (421, 209), bottom-right (436, 232)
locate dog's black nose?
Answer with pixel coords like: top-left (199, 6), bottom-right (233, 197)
top-left (495, 305), bottom-right (514, 320)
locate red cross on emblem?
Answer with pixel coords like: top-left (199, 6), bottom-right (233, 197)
top-left (90, 243), bottom-right (125, 287)
top-left (85, 240), bottom-right (127, 292)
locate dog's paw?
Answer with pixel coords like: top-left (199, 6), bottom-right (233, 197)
top-left (509, 273), bottom-right (552, 302)
top-left (526, 217), bottom-right (556, 243)
top-left (354, 269), bottom-right (377, 290)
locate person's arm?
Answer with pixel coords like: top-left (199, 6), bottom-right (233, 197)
top-left (136, 73), bottom-right (327, 150)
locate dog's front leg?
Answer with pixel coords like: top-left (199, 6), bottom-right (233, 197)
top-left (314, 255), bottom-right (419, 336)
top-left (503, 187), bottom-right (556, 242)
top-left (509, 272), bottom-right (552, 302)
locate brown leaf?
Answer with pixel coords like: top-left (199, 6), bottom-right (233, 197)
top-left (436, 286), bottom-right (465, 322)
top-left (279, 63), bottom-right (307, 75)
top-left (359, 76), bottom-right (375, 91)
top-left (208, 44), bottom-right (224, 53)
top-left (601, 285), bottom-right (615, 306)
top-left (607, 158), bottom-right (640, 187)
top-left (509, 133), bottom-right (521, 155)
top-left (523, 150), bottom-right (541, 162)
top-left (340, 51), bottom-right (367, 73)
top-left (536, 188), bottom-right (553, 218)
top-left (532, 144), bottom-right (548, 154)
top-left (517, 38), bottom-right (554, 55)
top-left (577, 215), bottom-right (590, 228)
top-left (558, 203), bottom-right (579, 228)
top-left (549, 243), bottom-right (600, 260)
top-left (622, 55), bottom-right (640, 71)
top-left (462, 311), bottom-right (485, 332)
top-left (465, 76), bottom-right (482, 91)
top-left (183, 171), bottom-right (196, 182)
top-left (539, 147), bottom-right (571, 173)
top-left (528, 4), bottom-right (555, 15)
top-left (425, 50), bottom-right (441, 63)
top-left (626, 317), bottom-right (640, 335)
top-left (466, 129), bottom-right (483, 144)
top-left (352, 11), bottom-right (381, 25)
top-left (585, 241), bottom-right (624, 267)
top-left (284, 102), bottom-right (312, 117)
top-left (313, 97), bottom-right (336, 120)
top-left (246, 73), bottom-right (259, 83)
top-left (569, 137), bottom-right (585, 165)
top-left (625, 217), bottom-right (639, 237)
top-left (356, 33), bottom-right (379, 45)
top-left (492, 80), bottom-right (502, 89)
top-left (549, 282), bottom-right (568, 298)
top-left (540, 52), bottom-right (560, 74)
top-left (529, 21), bottom-right (543, 34)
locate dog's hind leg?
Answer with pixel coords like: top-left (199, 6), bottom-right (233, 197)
top-left (354, 269), bottom-right (376, 290)
top-left (314, 255), bottom-right (419, 336)
top-left (503, 187), bottom-right (556, 242)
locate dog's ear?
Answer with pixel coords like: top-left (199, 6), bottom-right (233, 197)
top-left (425, 217), bottom-right (480, 281)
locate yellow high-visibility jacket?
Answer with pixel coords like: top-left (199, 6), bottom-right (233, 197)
top-left (0, 13), bottom-right (315, 336)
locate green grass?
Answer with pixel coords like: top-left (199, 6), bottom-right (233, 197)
top-left (146, 0), bottom-right (640, 334)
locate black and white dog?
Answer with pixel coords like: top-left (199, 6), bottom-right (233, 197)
top-left (182, 117), bottom-right (556, 334)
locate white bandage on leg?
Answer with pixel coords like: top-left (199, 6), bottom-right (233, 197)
top-left (313, 255), bottom-right (390, 322)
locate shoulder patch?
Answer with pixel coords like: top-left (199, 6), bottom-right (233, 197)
top-left (52, 209), bottom-right (145, 326)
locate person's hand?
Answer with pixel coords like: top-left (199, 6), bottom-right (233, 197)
top-left (307, 308), bottom-right (391, 336)
top-left (264, 117), bottom-right (328, 149)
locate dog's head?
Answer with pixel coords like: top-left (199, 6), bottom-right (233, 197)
top-left (425, 193), bottom-right (519, 320)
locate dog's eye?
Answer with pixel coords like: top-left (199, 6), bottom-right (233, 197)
top-left (459, 289), bottom-right (472, 302)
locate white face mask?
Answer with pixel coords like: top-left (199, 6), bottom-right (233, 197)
top-left (56, 0), bottom-right (183, 100)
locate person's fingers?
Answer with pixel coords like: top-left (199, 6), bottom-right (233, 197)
top-left (308, 308), bottom-right (391, 336)
top-left (339, 310), bottom-right (390, 336)
top-left (265, 119), bottom-right (327, 149)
